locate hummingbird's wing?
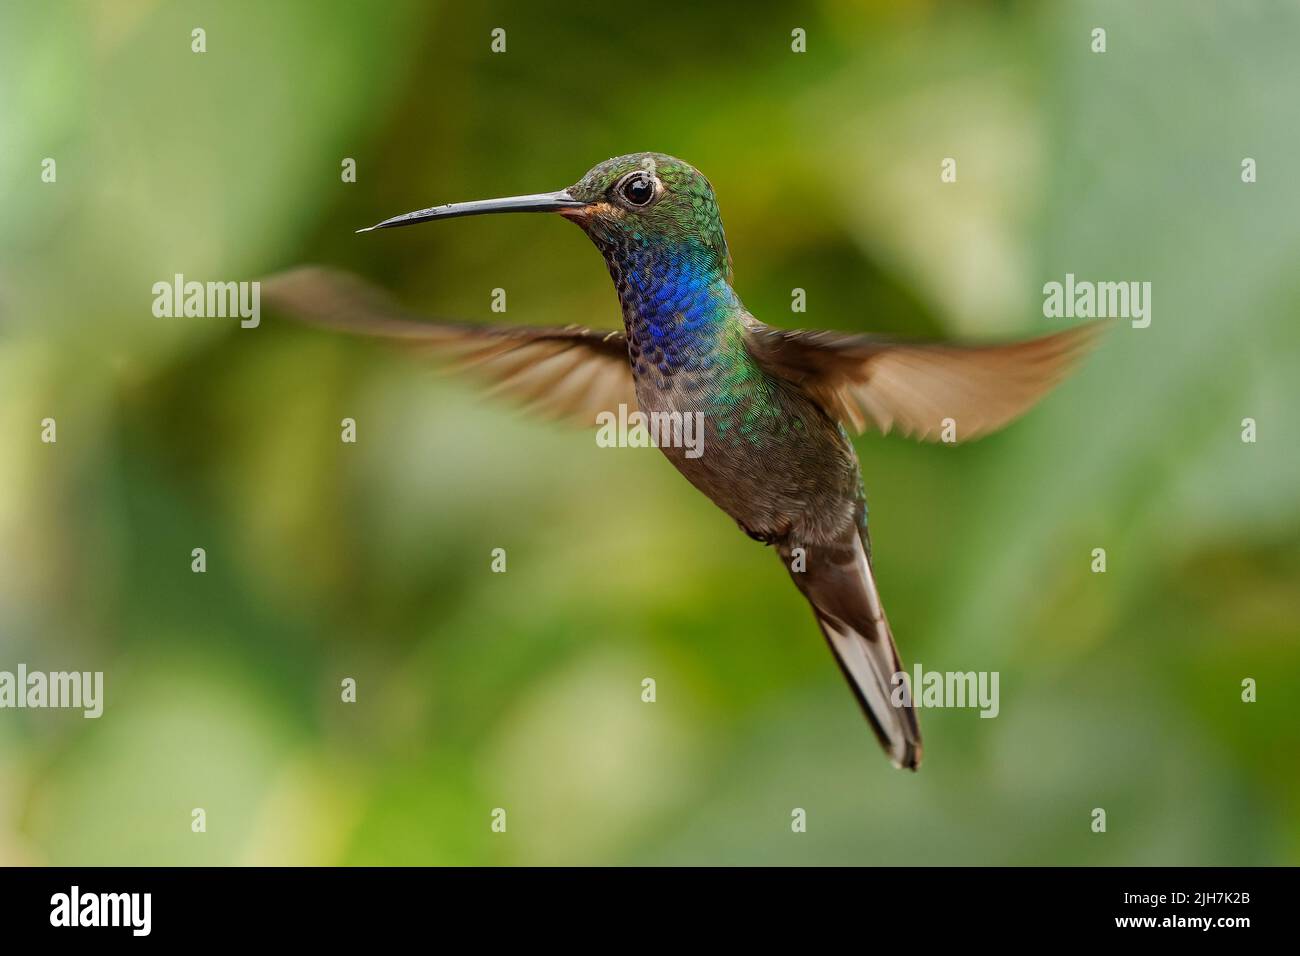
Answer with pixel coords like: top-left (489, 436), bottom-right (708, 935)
top-left (263, 267), bottom-right (636, 425)
top-left (743, 319), bottom-right (1102, 442)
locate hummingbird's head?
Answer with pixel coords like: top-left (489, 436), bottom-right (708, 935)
top-left (357, 152), bottom-right (732, 284)
top-left (560, 152), bottom-right (731, 282)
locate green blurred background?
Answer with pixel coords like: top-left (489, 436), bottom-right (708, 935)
top-left (1, 0), bottom-right (1297, 865)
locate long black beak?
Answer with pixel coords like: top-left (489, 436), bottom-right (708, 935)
top-left (356, 189), bottom-right (588, 233)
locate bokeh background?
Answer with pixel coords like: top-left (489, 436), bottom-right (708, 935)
top-left (1, 0), bottom-right (1297, 865)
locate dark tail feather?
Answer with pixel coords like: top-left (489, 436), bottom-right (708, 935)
top-left (779, 531), bottom-right (922, 770)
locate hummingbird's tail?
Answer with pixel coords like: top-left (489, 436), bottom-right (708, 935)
top-left (779, 530), bottom-right (922, 770)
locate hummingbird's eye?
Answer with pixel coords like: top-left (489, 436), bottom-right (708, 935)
top-left (616, 171), bottom-right (657, 208)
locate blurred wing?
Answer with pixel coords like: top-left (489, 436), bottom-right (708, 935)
top-left (263, 267), bottom-right (635, 425)
top-left (744, 318), bottom-right (1103, 442)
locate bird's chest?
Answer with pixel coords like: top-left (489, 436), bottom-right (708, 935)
top-left (613, 262), bottom-right (858, 536)
top-left (625, 310), bottom-right (834, 509)
top-left (623, 302), bottom-right (747, 428)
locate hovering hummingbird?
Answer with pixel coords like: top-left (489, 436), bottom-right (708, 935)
top-left (266, 153), bottom-right (1099, 770)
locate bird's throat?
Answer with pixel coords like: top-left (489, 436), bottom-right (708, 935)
top-left (601, 239), bottom-right (741, 376)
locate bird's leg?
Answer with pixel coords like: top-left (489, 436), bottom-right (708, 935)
top-left (737, 522), bottom-right (778, 545)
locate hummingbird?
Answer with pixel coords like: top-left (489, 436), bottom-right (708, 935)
top-left (266, 152), bottom-right (1099, 770)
